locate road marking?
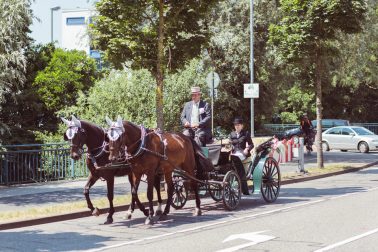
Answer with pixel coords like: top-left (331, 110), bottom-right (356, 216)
top-left (85, 185), bottom-right (378, 252)
top-left (85, 200), bottom-right (324, 252)
top-left (314, 227), bottom-right (378, 252)
top-left (217, 231), bottom-right (275, 252)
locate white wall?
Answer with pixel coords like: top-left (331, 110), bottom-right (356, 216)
top-left (61, 9), bottom-right (95, 54)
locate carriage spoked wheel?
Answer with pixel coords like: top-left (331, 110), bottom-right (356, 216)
top-left (222, 170), bottom-right (241, 210)
top-left (171, 175), bottom-right (188, 209)
top-left (261, 157), bottom-right (281, 203)
top-left (208, 183), bottom-right (223, 202)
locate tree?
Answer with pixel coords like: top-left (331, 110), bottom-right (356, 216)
top-left (0, 44), bottom-right (55, 144)
top-left (33, 48), bottom-right (98, 113)
top-left (0, 0), bottom-right (32, 137)
top-left (90, 0), bottom-right (218, 129)
top-left (206, 0), bottom-right (281, 133)
top-left (327, 1), bottom-right (378, 122)
top-left (269, 0), bottom-right (366, 168)
top-left (59, 58), bottom-right (209, 134)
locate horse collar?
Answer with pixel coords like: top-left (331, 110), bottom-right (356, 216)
top-left (126, 125), bottom-right (147, 160)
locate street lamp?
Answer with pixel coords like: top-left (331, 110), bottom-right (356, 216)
top-left (250, 0), bottom-right (254, 137)
top-left (51, 6), bottom-right (61, 43)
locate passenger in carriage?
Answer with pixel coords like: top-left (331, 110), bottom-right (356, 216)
top-left (229, 117), bottom-right (254, 195)
top-left (180, 86), bottom-right (212, 146)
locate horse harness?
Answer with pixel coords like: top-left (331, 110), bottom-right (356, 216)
top-left (121, 125), bottom-right (168, 162)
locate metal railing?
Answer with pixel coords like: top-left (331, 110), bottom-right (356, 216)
top-left (0, 143), bottom-right (88, 185)
top-left (263, 123), bottom-right (378, 135)
top-left (261, 124), bottom-right (299, 136)
top-left (350, 123), bottom-right (378, 134)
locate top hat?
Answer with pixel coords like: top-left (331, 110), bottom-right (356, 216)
top-left (191, 86), bottom-right (201, 94)
top-left (233, 117), bottom-right (243, 124)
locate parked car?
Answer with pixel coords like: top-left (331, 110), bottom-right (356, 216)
top-left (312, 119), bottom-right (350, 132)
top-left (322, 126), bottom-right (378, 153)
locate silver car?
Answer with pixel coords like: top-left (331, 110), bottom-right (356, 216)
top-left (322, 126), bottom-right (378, 153)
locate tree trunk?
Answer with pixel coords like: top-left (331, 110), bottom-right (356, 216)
top-left (156, 0), bottom-right (165, 130)
top-left (315, 48), bottom-right (324, 168)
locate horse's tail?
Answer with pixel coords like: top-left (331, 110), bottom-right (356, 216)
top-left (189, 138), bottom-right (214, 179)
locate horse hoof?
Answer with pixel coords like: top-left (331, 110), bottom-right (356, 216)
top-left (92, 207), bottom-right (100, 216)
top-left (158, 214), bottom-right (168, 221)
top-left (155, 210), bottom-right (163, 216)
top-left (193, 208), bottom-right (202, 216)
top-left (124, 213), bottom-right (132, 220)
top-left (104, 217), bottom-right (113, 224)
top-left (143, 210), bottom-right (149, 217)
top-left (145, 216), bottom-right (154, 225)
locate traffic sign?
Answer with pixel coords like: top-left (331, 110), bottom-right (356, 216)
top-left (206, 72), bottom-right (220, 89)
top-left (244, 83), bottom-right (259, 98)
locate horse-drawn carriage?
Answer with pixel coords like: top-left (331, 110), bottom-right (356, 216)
top-left (171, 138), bottom-right (281, 211)
top-left (62, 115), bottom-right (281, 225)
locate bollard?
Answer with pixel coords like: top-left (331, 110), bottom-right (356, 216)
top-left (298, 137), bottom-right (305, 173)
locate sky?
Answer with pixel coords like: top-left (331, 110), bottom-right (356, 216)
top-left (30, 0), bottom-right (98, 45)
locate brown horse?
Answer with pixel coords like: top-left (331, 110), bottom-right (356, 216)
top-left (61, 116), bottom-right (163, 224)
top-left (106, 116), bottom-right (212, 225)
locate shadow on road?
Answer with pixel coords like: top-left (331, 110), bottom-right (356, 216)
top-left (0, 230), bottom-right (112, 251)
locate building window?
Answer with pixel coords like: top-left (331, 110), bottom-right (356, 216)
top-left (66, 17), bottom-right (85, 25)
top-left (90, 50), bottom-right (102, 69)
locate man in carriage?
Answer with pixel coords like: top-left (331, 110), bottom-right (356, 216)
top-left (180, 86), bottom-right (212, 146)
top-left (229, 117), bottom-right (254, 195)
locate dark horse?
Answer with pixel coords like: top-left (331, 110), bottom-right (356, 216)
top-left (62, 116), bottom-right (163, 224)
top-left (106, 116), bottom-right (212, 225)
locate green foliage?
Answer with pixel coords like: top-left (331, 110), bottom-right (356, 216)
top-left (0, 0), bottom-right (32, 140)
top-left (0, 43), bottom-right (55, 145)
top-left (90, 0), bottom-right (218, 73)
top-left (0, 0), bottom-right (32, 102)
top-left (207, 0), bottom-right (280, 131)
top-left (60, 68), bottom-right (157, 128)
top-left (57, 58), bottom-right (207, 138)
top-left (164, 59), bottom-right (209, 131)
top-left (278, 85), bottom-right (315, 123)
top-left (33, 49), bottom-right (98, 112)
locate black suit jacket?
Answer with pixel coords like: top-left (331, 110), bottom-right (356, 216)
top-left (229, 130), bottom-right (254, 157)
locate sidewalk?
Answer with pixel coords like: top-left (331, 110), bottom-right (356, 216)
top-left (0, 151), bottom-right (377, 229)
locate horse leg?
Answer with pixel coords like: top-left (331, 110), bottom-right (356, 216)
top-left (154, 173), bottom-right (163, 216)
top-left (104, 177), bottom-right (115, 224)
top-left (192, 180), bottom-right (202, 216)
top-left (144, 171), bottom-right (155, 225)
top-left (125, 175), bottom-right (148, 219)
top-left (84, 174), bottom-right (100, 216)
top-left (159, 172), bottom-right (173, 221)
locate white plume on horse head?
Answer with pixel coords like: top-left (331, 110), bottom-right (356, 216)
top-left (105, 116), bottom-right (113, 127)
top-left (61, 117), bottom-right (71, 126)
top-left (116, 115), bottom-right (125, 132)
top-left (71, 115), bottom-right (81, 128)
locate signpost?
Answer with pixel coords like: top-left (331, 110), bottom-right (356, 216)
top-left (243, 83), bottom-right (259, 98)
top-left (206, 72), bottom-right (220, 134)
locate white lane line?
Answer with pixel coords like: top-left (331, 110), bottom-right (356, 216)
top-left (84, 185), bottom-right (378, 252)
top-left (84, 200), bottom-right (325, 252)
top-left (314, 227), bottom-right (378, 252)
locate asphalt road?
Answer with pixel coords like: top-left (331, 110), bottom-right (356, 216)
top-left (1, 165), bottom-right (378, 252)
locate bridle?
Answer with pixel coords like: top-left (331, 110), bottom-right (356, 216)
top-left (66, 125), bottom-right (108, 159)
top-left (108, 125), bottom-right (166, 163)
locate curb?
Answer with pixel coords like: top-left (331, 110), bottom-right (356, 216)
top-left (1, 161), bottom-right (377, 231)
top-left (281, 160), bottom-right (378, 185)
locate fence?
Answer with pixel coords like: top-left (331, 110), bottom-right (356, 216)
top-left (0, 143), bottom-right (88, 185)
top-left (263, 123), bottom-right (378, 135)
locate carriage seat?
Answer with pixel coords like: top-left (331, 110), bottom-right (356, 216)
top-left (201, 144), bottom-right (222, 166)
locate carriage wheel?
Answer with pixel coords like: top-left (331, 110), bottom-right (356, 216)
top-left (208, 183), bottom-right (223, 202)
top-left (222, 170), bottom-right (241, 210)
top-left (171, 175), bottom-right (188, 209)
top-left (261, 157), bottom-right (281, 203)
